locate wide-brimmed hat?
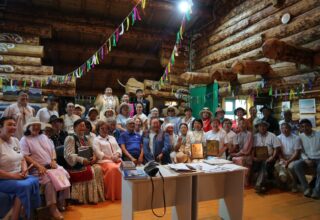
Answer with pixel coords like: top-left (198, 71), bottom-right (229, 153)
top-left (74, 104), bottom-right (86, 115)
top-left (44, 123), bottom-right (53, 130)
top-left (150, 107), bottom-right (159, 113)
top-left (88, 107), bottom-right (99, 116)
top-left (254, 119), bottom-right (270, 128)
top-left (199, 107), bottom-right (213, 118)
top-left (164, 123), bottom-right (174, 131)
top-left (163, 105), bottom-right (179, 116)
top-left (234, 107), bottom-right (247, 115)
top-left (215, 107), bottom-right (225, 116)
top-left (49, 115), bottom-right (64, 124)
top-left (103, 108), bottom-right (115, 117)
top-left (260, 105), bottom-right (273, 113)
top-left (175, 152), bottom-right (188, 163)
top-left (117, 102), bottom-right (130, 114)
top-left (24, 117), bottom-right (45, 132)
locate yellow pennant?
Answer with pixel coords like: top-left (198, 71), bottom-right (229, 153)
top-left (141, 0), bottom-right (147, 9)
top-left (126, 17), bottom-right (130, 31)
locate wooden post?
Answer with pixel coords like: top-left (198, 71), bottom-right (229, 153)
top-left (262, 38), bottom-right (315, 66)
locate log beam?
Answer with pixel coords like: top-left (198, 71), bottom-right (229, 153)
top-left (0, 74), bottom-right (75, 88)
top-left (0, 65), bottom-right (53, 75)
top-left (232, 60), bottom-right (271, 75)
top-left (143, 79), bottom-right (188, 92)
top-left (144, 89), bottom-right (177, 100)
top-left (179, 70), bottom-right (236, 84)
top-left (262, 38), bottom-right (316, 66)
top-left (2, 10), bottom-right (175, 42)
top-left (0, 55), bottom-right (41, 66)
top-left (0, 33), bottom-right (40, 45)
top-left (0, 43), bottom-right (44, 58)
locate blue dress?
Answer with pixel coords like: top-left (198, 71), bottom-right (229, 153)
top-left (0, 175), bottom-right (41, 219)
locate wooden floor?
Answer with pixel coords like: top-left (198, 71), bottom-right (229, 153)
top-left (62, 189), bottom-right (320, 220)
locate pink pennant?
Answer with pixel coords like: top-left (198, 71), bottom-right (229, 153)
top-left (116, 28), bottom-right (119, 42)
top-left (134, 7), bottom-right (141, 21)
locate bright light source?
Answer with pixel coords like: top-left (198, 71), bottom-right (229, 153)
top-left (178, 1), bottom-right (191, 13)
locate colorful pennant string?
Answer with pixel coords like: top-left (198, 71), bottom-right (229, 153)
top-left (158, 6), bottom-right (192, 85)
top-left (0, 0), bottom-right (146, 89)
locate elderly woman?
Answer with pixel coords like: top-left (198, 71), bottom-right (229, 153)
top-left (164, 123), bottom-right (177, 151)
top-left (0, 117), bottom-right (40, 220)
top-left (64, 119), bottom-right (105, 204)
top-left (147, 107), bottom-right (159, 129)
top-left (230, 118), bottom-right (253, 186)
top-left (87, 107), bottom-right (99, 133)
top-left (93, 121), bottom-right (122, 201)
top-left (103, 108), bottom-right (116, 121)
top-left (116, 103), bottom-right (130, 132)
top-left (121, 93), bottom-right (135, 117)
top-left (20, 117), bottom-right (70, 220)
top-left (171, 123), bottom-right (191, 163)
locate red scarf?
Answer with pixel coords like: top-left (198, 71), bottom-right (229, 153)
top-left (202, 118), bottom-right (212, 132)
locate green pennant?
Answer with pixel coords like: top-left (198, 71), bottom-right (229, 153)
top-left (112, 34), bottom-right (116, 47)
top-left (87, 60), bottom-right (91, 71)
top-left (171, 53), bottom-right (175, 65)
top-left (132, 12), bottom-right (135, 26)
top-left (186, 10), bottom-right (191, 21)
top-left (176, 32), bottom-right (180, 44)
top-left (268, 86), bottom-right (273, 96)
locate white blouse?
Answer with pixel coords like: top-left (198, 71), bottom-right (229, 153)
top-left (0, 137), bottom-right (23, 173)
top-left (93, 135), bottom-right (122, 163)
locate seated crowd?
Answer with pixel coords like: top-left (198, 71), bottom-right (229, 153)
top-left (0, 88), bottom-right (319, 220)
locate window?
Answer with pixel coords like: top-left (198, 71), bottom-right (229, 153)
top-left (224, 98), bottom-right (247, 120)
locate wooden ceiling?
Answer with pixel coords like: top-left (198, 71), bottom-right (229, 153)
top-left (0, 0), bottom-right (244, 96)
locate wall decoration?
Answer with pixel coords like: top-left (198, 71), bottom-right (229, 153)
top-left (299, 98), bottom-right (316, 114)
top-left (281, 101), bottom-right (291, 111)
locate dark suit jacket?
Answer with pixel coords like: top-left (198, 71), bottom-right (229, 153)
top-left (143, 131), bottom-right (172, 164)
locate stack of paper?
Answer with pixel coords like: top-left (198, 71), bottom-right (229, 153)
top-left (203, 158), bottom-right (232, 165)
top-left (168, 163), bottom-right (194, 172)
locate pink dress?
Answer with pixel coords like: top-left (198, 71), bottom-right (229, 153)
top-left (20, 134), bottom-right (70, 205)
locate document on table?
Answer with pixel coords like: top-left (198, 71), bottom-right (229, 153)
top-left (186, 162), bottom-right (243, 173)
top-left (168, 163), bottom-right (196, 172)
top-left (203, 158), bottom-right (233, 165)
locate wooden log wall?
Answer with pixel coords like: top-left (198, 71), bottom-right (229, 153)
top-left (0, 33), bottom-right (76, 98)
top-left (194, 0), bottom-right (320, 77)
